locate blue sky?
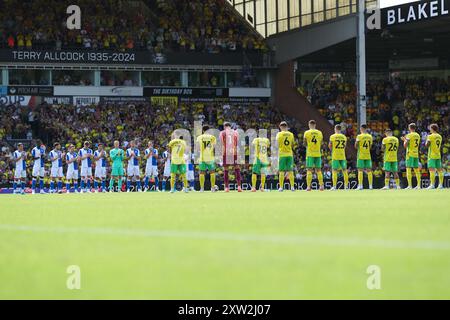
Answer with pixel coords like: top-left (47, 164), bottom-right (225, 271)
top-left (380, 0), bottom-right (421, 8)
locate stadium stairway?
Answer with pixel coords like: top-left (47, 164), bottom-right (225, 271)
top-left (274, 60), bottom-right (333, 137)
top-left (274, 61), bottom-right (357, 159)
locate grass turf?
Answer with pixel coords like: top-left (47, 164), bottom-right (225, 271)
top-left (0, 189), bottom-right (449, 299)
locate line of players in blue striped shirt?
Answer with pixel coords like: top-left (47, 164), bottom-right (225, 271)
top-left (10, 140), bottom-right (178, 194)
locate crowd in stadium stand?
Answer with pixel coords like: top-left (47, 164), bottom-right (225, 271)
top-left (0, 0), bottom-right (265, 53)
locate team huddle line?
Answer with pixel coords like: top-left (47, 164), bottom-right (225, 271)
top-left (10, 121), bottom-right (446, 194)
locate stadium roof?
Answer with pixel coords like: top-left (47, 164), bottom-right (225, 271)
top-left (227, 0), bottom-right (378, 38)
top-left (229, 0), bottom-right (449, 67)
top-left (299, 14), bottom-right (450, 64)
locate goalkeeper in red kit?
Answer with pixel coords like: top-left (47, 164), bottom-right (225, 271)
top-left (219, 122), bottom-right (242, 192)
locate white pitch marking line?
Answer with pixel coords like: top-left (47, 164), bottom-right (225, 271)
top-left (0, 224), bottom-right (450, 250)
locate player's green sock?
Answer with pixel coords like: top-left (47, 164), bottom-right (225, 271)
top-left (343, 170), bottom-right (349, 188)
top-left (199, 173), bottom-right (205, 189)
top-left (118, 178), bottom-right (122, 191)
top-left (306, 171), bottom-right (312, 188)
top-left (210, 173), bottom-right (216, 189)
top-left (358, 171), bottom-right (363, 186)
top-left (414, 169), bottom-right (421, 187)
top-left (109, 179), bottom-right (114, 190)
top-left (317, 171), bottom-right (324, 186)
top-left (430, 171), bottom-right (436, 187)
top-left (332, 170), bottom-right (338, 187)
top-left (288, 172), bottom-right (295, 188)
top-left (252, 174), bottom-right (257, 189)
top-left (368, 171), bottom-right (373, 187)
top-left (406, 168), bottom-right (412, 187)
top-left (279, 172), bottom-right (285, 189)
top-left (438, 171), bottom-right (444, 186)
top-left (261, 174), bottom-right (266, 189)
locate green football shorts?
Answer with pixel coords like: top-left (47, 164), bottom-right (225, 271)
top-left (357, 159), bottom-right (372, 170)
top-left (332, 160), bottom-right (347, 170)
top-left (383, 161), bottom-right (398, 172)
top-left (428, 159), bottom-right (442, 169)
top-left (111, 165), bottom-right (124, 176)
top-left (252, 158), bottom-right (269, 175)
top-left (278, 156), bottom-right (294, 172)
top-left (406, 157), bottom-right (419, 168)
top-left (171, 164), bottom-right (187, 174)
top-left (306, 156), bottom-right (322, 169)
top-left (199, 161), bottom-right (215, 172)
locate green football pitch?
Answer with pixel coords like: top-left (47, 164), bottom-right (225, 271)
top-left (0, 190), bottom-right (449, 300)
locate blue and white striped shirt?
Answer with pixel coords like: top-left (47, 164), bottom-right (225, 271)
top-left (127, 148), bottom-right (140, 166)
top-left (49, 150), bottom-right (63, 168)
top-left (94, 150), bottom-right (107, 168)
top-left (66, 152), bottom-right (79, 170)
top-left (78, 148), bottom-right (93, 168)
top-left (145, 148), bottom-right (158, 166)
top-left (31, 146), bottom-right (45, 168)
top-left (13, 150), bottom-right (26, 170)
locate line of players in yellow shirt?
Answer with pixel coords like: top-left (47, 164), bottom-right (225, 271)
top-left (166, 121), bottom-right (445, 192)
top-left (379, 122), bottom-right (445, 190)
top-left (166, 126), bottom-right (219, 193)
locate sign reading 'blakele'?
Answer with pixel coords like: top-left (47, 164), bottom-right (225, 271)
top-left (383, 0), bottom-right (449, 26)
top-left (8, 86), bottom-right (54, 96)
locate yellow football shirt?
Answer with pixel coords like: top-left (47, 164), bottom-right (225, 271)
top-left (356, 133), bottom-right (373, 160)
top-left (276, 131), bottom-right (294, 157)
top-left (405, 132), bottom-right (420, 158)
top-left (427, 133), bottom-right (442, 159)
top-left (168, 139), bottom-right (187, 164)
top-left (382, 136), bottom-right (399, 162)
top-left (197, 134), bottom-right (216, 162)
top-left (253, 137), bottom-right (270, 164)
top-left (329, 133), bottom-right (347, 161)
top-left (304, 129), bottom-right (323, 157)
